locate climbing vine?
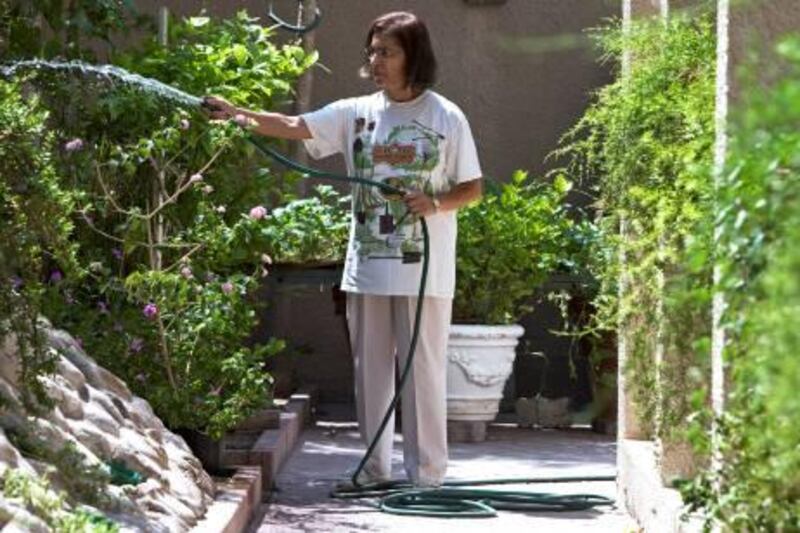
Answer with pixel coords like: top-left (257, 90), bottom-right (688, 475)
top-left (554, 12), bottom-right (716, 440)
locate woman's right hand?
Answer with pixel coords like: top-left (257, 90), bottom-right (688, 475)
top-left (202, 95), bottom-right (238, 121)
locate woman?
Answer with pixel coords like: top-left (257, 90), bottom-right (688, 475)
top-left (205, 11), bottom-right (482, 488)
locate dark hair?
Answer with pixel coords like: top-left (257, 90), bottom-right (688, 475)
top-left (360, 11), bottom-right (437, 91)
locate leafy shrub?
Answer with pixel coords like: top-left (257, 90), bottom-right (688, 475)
top-left (555, 12), bottom-right (716, 439)
top-left (1, 468), bottom-right (117, 532)
top-left (0, 78), bottom-right (80, 408)
top-left (37, 112), bottom-right (285, 438)
top-left (681, 35), bottom-right (800, 530)
top-left (114, 9), bottom-right (317, 207)
top-left (454, 171), bottom-right (587, 325)
top-left (0, 10), bottom-right (318, 438)
top-left (0, 0), bottom-right (148, 60)
top-left (254, 185), bottom-right (350, 266)
top-left (114, 10), bottom-right (316, 112)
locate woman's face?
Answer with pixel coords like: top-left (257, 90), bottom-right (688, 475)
top-left (367, 33), bottom-right (407, 93)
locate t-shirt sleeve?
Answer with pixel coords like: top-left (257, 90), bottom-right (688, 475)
top-left (300, 99), bottom-right (351, 159)
top-left (448, 111), bottom-right (483, 184)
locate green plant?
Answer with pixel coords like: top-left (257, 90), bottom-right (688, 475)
top-left (0, 78), bottom-right (81, 409)
top-left (7, 426), bottom-right (114, 509)
top-left (37, 112), bottom-right (285, 439)
top-left (0, 10), bottom-right (318, 439)
top-left (1, 469), bottom-right (118, 532)
top-left (111, 9), bottom-right (317, 207)
top-left (256, 185), bottom-right (351, 266)
top-left (554, 12), bottom-right (715, 439)
top-left (454, 171), bottom-right (585, 325)
top-left (0, 0), bottom-right (149, 60)
top-left (115, 10), bottom-right (316, 112)
top-left (680, 35), bottom-right (800, 531)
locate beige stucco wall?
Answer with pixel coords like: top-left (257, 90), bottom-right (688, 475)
top-left (137, 0), bottom-right (617, 182)
top-left (728, 0), bottom-right (800, 101)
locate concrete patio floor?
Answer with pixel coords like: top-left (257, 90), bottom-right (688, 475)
top-left (252, 406), bottom-right (636, 532)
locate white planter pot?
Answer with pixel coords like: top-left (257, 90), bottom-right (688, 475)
top-left (446, 324), bottom-right (525, 422)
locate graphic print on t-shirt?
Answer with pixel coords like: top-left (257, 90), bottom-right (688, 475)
top-left (351, 118), bottom-right (445, 261)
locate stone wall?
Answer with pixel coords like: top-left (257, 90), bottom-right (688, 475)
top-left (0, 324), bottom-right (214, 531)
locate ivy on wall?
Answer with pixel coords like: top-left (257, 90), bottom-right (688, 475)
top-left (554, 12), bottom-right (716, 440)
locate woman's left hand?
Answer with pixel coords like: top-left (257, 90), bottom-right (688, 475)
top-left (403, 191), bottom-right (437, 217)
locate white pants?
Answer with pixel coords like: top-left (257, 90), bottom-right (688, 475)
top-left (346, 293), bottom-right (452, 486)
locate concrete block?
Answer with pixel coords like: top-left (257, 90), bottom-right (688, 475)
top-left (191, 466), bottom-right (261, 533)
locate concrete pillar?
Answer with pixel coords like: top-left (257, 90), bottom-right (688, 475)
top-left (621, 0), bottom-right (714, 491)
top-left (618, 0), bottom-right (668, 443)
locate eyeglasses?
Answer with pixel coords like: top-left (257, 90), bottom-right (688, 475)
top-left (364, 46), bottom-right (401, 60)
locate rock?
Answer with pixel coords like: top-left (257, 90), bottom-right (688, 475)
top-left (81, 400), bottom-right (121, 438)
top-left (111, 396), bottom-right (131, 421)
top-left (94, 366), bottom-right (133, 402)
top-left (120, 427), bottom-right (167, 468)
top-left (69, 420), bottom-right (117, 460)
top-left (0, 334), bottom-right (22, 388)
top-left (42, 376), bottom-right (84, 419)
top-left (87, 387), bottom-right (127, 426)
top-left (164, 467), bottom-right (205, 517)
top-left (0, 429), bottom-right (36, 477)
top-left (537, 396), bottom-right (572, 428)
top-left (0, 377), bottom-right (22, 409)
top-left (127, 397), bottom-right (164, 430)
top-left (0, 325), bottom-right (216, 531)
top-left (49, 329), bottom-right (131, 401)
top-left (1, 505), bottom-right (50, 533)
top-left (157, 491), bottom-right (199, 525)
top-left (56, 356), bottom-right (86, 389)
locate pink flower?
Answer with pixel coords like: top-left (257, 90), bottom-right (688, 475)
top-left (179, 118), bottom-right (190, 130)
top-left (64, 138), bottom-right (84, 152)
top-left (249, 205), bottom-right (267, 220)
top-left (180, 266), bottom-right (193, 279)
top-left (135, 373), bottom-right (147, 383)
top-left (129, 337), bottom-right (144, 353)
top-left (97, 301), bottom-right (109, 314)
top-left (49, 270), bottom-right (63, 283)
top-left (221, 281), bottom-right (234, 295)
top-left (142, 303), bottom-right (158, 319)
top-left (189, 173), bottom-right (203, 184)
top-left (111, 248), bottom-right (123, 260)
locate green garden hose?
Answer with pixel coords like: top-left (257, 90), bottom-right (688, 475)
top-left (242, 132), bottom-right (616, 518)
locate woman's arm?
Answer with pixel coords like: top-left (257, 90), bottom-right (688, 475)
top-left (404, 178), bottom-right (483, 217)
top-left (203, 96), bottom-right (312, 140)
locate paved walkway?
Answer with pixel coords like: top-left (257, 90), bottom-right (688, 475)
top-left (253, 411), bottom-right (635, 532)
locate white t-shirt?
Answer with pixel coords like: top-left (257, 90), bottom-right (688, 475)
top-left (301, 90), bottom-right (482, 298)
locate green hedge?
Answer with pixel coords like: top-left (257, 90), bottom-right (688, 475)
top-left (682, 36), bottom-right (800, 530)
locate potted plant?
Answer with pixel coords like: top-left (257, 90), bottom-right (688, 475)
top-left (448, 171), bottom-right (581, 440)
top-left (249, 185), bottom-right (352, 399)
